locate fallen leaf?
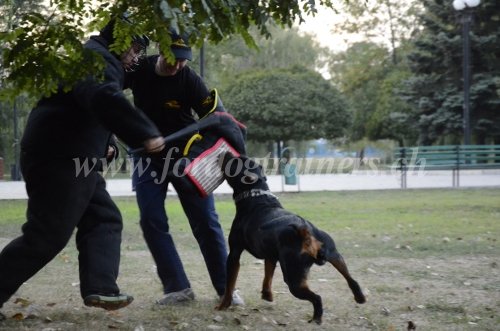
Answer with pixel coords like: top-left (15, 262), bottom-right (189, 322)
top-left (12, 312), bottom-right (24, 320)
top-left (14, 297), bottom-right (31, 307)
top-left (60, 253), bottom-right (70, 263)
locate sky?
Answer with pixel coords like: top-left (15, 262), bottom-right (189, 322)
top-left (294, 6), bottom-right (362, 79)
top-left (296, 6), bottom-right (360, 53)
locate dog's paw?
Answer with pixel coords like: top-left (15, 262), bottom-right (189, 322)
top-left (356, 295), bottom-right (366, 304)
top-left (261, 291), bottom-right (273, 302)
top-left (308, 316), bottom-right (322, 325)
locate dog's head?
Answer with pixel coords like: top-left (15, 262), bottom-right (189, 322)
top-left (219, 152), bottom-right (268, 193)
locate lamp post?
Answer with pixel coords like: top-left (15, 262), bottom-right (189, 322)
top-left (452, 0), bottom-right (480, 145)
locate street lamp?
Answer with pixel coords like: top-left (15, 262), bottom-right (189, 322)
top-left (452, 0), bottom-right (480, 145)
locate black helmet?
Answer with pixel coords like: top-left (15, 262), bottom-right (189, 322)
top-left (99, 14), bottom-right (149, 60)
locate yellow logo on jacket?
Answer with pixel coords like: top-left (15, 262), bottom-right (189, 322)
top-left (164, 100), bottom-right (181, 109)
top-left (201, 95), bottom-right (214, 107)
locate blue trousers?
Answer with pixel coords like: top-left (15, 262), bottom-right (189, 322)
top-left (132, 157), bottom-right (228, 295)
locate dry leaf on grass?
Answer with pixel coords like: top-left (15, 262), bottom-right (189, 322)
top-left (14, 297), bottom-right (31, 307)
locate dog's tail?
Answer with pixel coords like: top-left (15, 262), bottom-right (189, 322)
top-left (328, 252), bottom-right (366, 304)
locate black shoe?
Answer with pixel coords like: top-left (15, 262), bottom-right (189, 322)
top-left (83, 293), bottom-right (133, 311)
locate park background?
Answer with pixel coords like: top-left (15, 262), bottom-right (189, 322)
top-left (0, 0), bottom-right (499, 180)
top-left (0, 1), bottom-right (499, 330)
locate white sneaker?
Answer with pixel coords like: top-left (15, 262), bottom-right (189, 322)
top-left (157, 288), bottom-right (195, 305)
top-left (218, 290), bottom-right (245, 306)
top-left (231, 289), bottom-right (245, 306)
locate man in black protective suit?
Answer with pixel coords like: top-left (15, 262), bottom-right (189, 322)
top-left (0, 16), bottom-right (165, 319)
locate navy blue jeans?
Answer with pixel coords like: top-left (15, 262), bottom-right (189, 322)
top-left (132, 157), bottom-right (228, 295)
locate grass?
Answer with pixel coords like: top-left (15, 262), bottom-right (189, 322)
top-left (0, 188), bottom-right (499, 330)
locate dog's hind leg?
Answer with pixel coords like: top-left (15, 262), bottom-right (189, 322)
top-left (287, 277), bottom-right (323, 324)
top-left (217, 248), bottom-right (243, 310)
top-left (328, 252), bottom-right (366, 304)
top-left (280, 253), bottom-right (323, 324)
top-left (261, 259), bottom-right (276, 301)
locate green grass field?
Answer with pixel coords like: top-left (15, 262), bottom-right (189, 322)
top-left (0, 188), bottom-right (499, 330)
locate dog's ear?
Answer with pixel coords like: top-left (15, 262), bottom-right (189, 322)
top-left (291, 224), bottom-right (324, 259)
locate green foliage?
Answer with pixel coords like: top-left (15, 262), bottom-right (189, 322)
top-left (366, 69), bottom-right (418, 145)
top-left (199, 25), bottom-right (328, 90)
top-left (332, 0), bottom-right (422, 64)
top-left (1, 13), bottom-right (106, 99)
top-left (401, 0), bottom-right (500, 144)
top-left (330, 41), bottom-right (417, 145)
top-left (0, 0), bottom-right (336, 101)
top-left (223, 66), bottom-right (351, 143)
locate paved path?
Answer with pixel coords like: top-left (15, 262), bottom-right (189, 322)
top-left (0, 170), bottom-right (499, 200)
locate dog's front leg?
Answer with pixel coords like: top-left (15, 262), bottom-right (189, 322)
top-left (216, 248), bottom-right (243, 310)
top-left (261, 259), bottom-right (276, 301)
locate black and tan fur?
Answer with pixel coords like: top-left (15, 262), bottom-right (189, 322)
top-left (216, 153), bottom-right (366, 324)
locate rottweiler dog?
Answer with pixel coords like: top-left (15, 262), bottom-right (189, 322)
top-left (216, 153), bottom-right (366, 324)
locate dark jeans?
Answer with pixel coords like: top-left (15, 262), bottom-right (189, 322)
top-left (0, 152), bottom-right (123, 307)
top-left (132, 157), bottom-right (227, 295)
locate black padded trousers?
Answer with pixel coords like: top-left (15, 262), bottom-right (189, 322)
top-left (0, 152), bottom-right (123, 307)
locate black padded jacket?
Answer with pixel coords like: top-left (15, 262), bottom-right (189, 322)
top-left (21, 35), bottom-right (161, 160)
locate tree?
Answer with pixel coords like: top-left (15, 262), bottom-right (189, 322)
top-left (0, 0), bottom-right (337, 101)
top-left (331, 0), bottom-right (422, 65)
top-left (330, 42), bottom-right (387, 139)
top-left (0, 0), bottom-right (44, 176)
top-left (365, 68), bottom-right (418, 146)
top-left (222, 66), bottom-right (351, 156)
top-left (326, 0), bottom-right (424, 147)
top-left (401, 0), bottom-right (500, 145)
top-left (189, 25), bottom-right (328, 90)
